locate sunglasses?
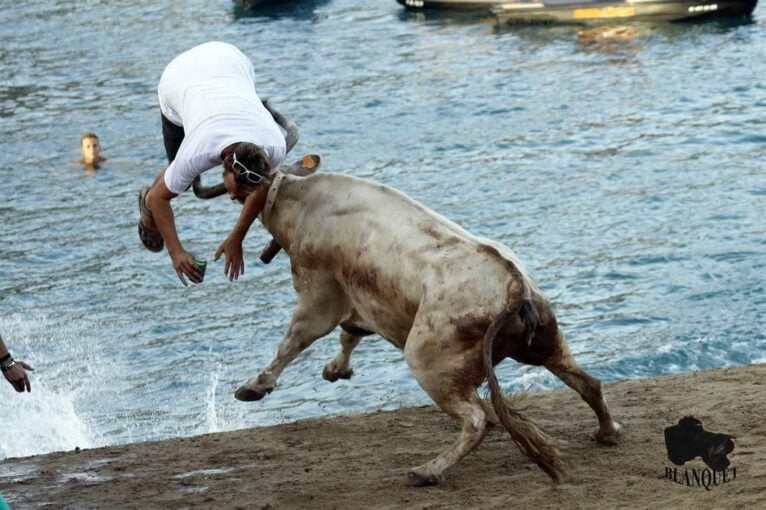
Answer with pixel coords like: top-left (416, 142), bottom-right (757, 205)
top-left (231, 152), bottom-right (264, 186)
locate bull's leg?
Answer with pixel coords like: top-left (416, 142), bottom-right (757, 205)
top-left (408, 392), bottom-right (489, 486)
top-left (403, 325), bottom-right (489, 486)
top-left (544, 331), bottom-right (622, 445)
top-left (322, 330), bottom-right (362, 382)
top-left (478, 397), bottom-right (500, 426)
top-left (235, 282), bottom-right (345, 402)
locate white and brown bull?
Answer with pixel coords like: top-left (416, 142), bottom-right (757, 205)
top-left (234, 171), bottom-right (622, 485)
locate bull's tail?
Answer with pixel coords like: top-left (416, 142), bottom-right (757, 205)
top-left (483, 301), bottom-right (566, 483)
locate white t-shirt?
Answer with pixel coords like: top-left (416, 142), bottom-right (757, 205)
top-left (158, 41), bottom-right (286, 195)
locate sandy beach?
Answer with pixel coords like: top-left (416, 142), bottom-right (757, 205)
top-left (2, 363), bottom-right (764, 509)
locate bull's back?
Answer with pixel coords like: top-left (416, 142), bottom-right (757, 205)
top-left (269, 173), bottom-right (523, 340)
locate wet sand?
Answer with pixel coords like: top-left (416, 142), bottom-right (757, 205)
top-left (2, 363), bottom-right (764, 509)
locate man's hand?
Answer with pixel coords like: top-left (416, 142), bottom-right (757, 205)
top-left (170, 250), bottom-right (203, 286)
top-left (214, 185), bottom-right (269, 282)
top-left (4, 361), bottom-right (33, 393)
top-left (215, 236), bottom-right (245, 281)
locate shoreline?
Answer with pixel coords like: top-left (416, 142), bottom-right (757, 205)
top-left (2, 364), bottom-right (764, 509)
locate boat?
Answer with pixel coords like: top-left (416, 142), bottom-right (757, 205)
top-left (396, 0), bottom-right (758, 23)
top-left (493, 0), bottom-right (757, 23)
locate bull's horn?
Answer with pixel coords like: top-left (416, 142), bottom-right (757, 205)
top-left (192, 178), bottom-right (227, 199)
top-left (192, 98), bottom-right (298, 199)
top-left (262, 98), bottom-right (299, 154)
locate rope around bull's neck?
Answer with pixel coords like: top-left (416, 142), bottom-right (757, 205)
top-left (261, 172), bottom-right (285, 223)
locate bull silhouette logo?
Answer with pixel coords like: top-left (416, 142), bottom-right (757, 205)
top-left (664, 416), bottom-right (735, 470)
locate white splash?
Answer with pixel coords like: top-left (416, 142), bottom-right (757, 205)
top-left (0, 312), bottom-right (100, 460)
top-left (204, 369), bottom-right (220, 434)
top-left (0, 387), bottom-right (92, 460)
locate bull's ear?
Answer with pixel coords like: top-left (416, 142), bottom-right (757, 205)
top-left (278, 154), bottom-right (322, 177)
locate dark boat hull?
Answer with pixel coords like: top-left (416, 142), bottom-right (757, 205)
top-left (396, 0), bottom-right (502, 8)
top-left (396, 0), bottom-right (758, 22)
top-left (235, 0), bottom-right (303, 8)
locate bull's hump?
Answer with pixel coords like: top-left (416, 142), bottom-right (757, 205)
top-left (281, 173), bottom-right (443, 223)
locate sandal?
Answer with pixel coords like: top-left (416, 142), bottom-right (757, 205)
top-left (138, 186), bottom-right (164, 253)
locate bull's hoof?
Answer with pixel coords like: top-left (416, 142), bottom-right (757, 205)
top-left (595, 421), bottom-right (623, 445)
top-left (406, 470), bottom-right (444, 487)
top-left (235, 385), bottom-right (273, 402)
top-left (322, 365), bottom-right (353, 383)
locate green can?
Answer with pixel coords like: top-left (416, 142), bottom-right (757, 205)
top-left (193, 255), bottom-right (207, 282)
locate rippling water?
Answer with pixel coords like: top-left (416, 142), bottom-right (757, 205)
top-left (1, 0), bottom-right (764, 460)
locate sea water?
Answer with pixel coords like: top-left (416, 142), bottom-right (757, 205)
top-left (1, 0), bottom-right (764, 460)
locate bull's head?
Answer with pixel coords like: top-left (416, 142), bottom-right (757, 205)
top-left (191, 100), bottom-right (320, 265)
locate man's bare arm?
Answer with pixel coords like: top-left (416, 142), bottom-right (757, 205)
top-left (215, 185), bottom-right (269, 280)
top-left (232, 185), bottom-right (269, 240)
top-left (146, 173), bottom-right (202, 285)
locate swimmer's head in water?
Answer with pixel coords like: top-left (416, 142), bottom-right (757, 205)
top-left (80, 132), bottom-right (102, 164)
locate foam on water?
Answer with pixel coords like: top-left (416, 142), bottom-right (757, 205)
top-left (0, 313), bottom-right (106, 459)
top-left (0, 387), bottom-right (92, 460)
top-left (204, 369), bottom-right (220, 434)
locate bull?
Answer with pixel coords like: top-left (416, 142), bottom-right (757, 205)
top-left (232, 171), bottom-right (622, 485)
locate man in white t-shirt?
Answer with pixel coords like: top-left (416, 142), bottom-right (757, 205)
top-left (139, 41), bottom-right (286, 286)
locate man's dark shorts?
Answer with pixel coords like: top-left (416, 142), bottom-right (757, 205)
top-left (161, 114), bottom-right (184, 163)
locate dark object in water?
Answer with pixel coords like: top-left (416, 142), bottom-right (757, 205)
top-left (395, 0), bottom-right (758, 23)
top-left (233, 0), bottom-right (303, 8)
